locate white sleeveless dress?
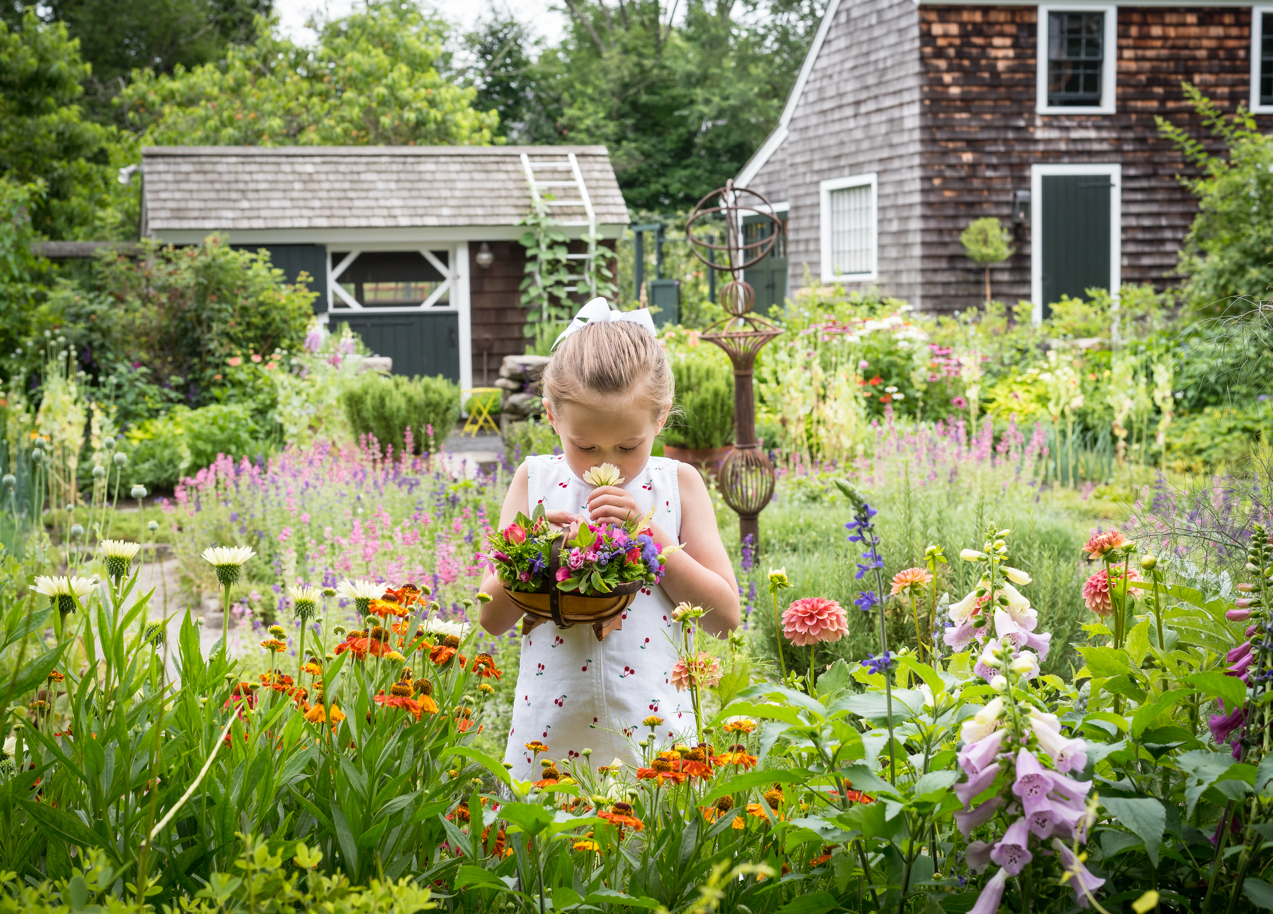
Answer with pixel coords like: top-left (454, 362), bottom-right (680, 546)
top-left (502, 454), bottom-right (693, 780)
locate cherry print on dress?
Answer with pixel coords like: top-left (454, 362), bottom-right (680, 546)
top-left (620, 665), bottom-right (635, 678)
top-left (554, 695), bottom-right (566, 708)
top-left (535, 663), bottom-right (545, 676)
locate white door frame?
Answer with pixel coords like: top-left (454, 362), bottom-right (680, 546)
top-left (1030, 163), bottom-right (1121, 325)
top-left (324, 243), bottom-right (473, 394)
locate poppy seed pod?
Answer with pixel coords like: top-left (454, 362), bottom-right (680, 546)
top-left (113, 452), bottom-right (127, 467)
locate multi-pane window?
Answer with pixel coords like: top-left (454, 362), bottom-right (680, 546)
top-left (1261, 12), bottom-right (1273, 107)
top-left (743, 217), bottom-right (787, 259)
top-left (332, 250), bottom-right (449, 307)
top-left (1047, 12), bottom-right (1105, 107)
top-left (829, 183), bottom-right (873, 276)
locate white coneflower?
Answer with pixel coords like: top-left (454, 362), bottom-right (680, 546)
top-left (419, 617), bottom-right (470, 641)
top-left (582, 463), bottom-right (624, 487)
top-left (100, 539), bottom-right (141, 581)
top-left (336, 578), bottom-right (384, 615)
top-left (290, 584), bottom-right (320, 622)
top-left (31, 575), bottom-right (98, 616)
top-left (201, 546), bottom-right (256, 589)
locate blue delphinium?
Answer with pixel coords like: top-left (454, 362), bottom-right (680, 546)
top-left (861, 651), bottom-right (894, 675)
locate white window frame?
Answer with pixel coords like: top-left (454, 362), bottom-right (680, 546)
top-left (1251, 6), bottom-right (1273, 113)
top-left (1037, 5), bottom-right (1118, 115)
top-left (1030, 163), bottom-right (1121, 325)
top-left (819, 174), bottom-right (878, 283)
top-left (325, 242), bottom-right (473, 395)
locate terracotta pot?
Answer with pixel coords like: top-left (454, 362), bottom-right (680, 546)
top-left (662, 444), bottom-right (733, 473)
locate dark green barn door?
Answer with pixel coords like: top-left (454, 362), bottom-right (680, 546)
top-left (336, 312), bottom-right (460, 382)
top-left (1041, 175), bottom-right (1112, 317)
top-left (742, 213), bottom-right (788, 311)
top-left (233, 244), bottom-right (328, 314)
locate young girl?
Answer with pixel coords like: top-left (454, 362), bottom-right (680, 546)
top-left (479, 304), bottom-right (740, 781)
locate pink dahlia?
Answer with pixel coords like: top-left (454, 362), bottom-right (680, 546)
top-left (782, 597), bottom-right (850, 646)
top-left (671, 652), bottom-right (723, 691)
top-left (1082, 567), bottom-right (1141, 616)
top-left (890, 567), bottom-right (934, 596)
top-left (1081, 529), bottom-right (1128, 561)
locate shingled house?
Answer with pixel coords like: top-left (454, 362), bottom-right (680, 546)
top-left (141, 146), bottom-right (629, 389)
top-left (737, 0), bottom-right (1271, 317)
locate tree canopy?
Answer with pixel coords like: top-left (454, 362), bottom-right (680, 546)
top-left (119, 1), bottom-right (499, 147)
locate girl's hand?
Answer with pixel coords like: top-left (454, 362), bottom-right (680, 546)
top-left (586, 486), bottom-right (642, 527)
top-left (545, 510), bottom-right (582, 540)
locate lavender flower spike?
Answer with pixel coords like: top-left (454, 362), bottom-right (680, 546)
top-left (969, 868), bottom-right (1009, 914)
top-left (989, 817), bottom-right (1034, 875)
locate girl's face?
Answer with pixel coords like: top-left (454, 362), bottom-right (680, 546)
top-left (543, 392), bottom-right (668, 485)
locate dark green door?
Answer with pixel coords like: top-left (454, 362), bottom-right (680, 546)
top-left (233, 244), bottom-right (328, 314)
top-left (335, 312), bottom-right (460, 382)
top-left (742, 214), bottom-right (788, 311)
top-left (1041, 175), bottom-right (1111, 317)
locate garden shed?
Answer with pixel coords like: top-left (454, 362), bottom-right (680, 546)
top-left (140, 145), bottom-right (630, 392)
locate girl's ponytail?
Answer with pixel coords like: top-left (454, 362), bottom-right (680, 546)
top-left (541, 320), bottom-right (674, 415)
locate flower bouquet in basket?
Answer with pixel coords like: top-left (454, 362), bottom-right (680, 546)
top-left (486, 466), bottom-right (680, 640)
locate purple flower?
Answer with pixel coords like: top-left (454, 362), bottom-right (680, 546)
top-left (989, 817), bottom-right (1033, 875)
top-left (965, 840), bottom-right (994, 873)
top-left (955, 763), bottom-right (1000, 808)
top-left (1012, 748), bottom-right (1055, 800)
top-left (1030, 710), bottom-right (1089, 774)
top-left (959, 729), bottom-right (1007, 776)
top-left (1208, 701), bottom-right (1247, 745)
top-left (861, 651), bottom-right (893, 675)
top-left (1227, 641), bottom-right (1253, 664)
top-left (1022, 792), bottom-right (1063, 838)
top-left (1052, 838), bottom-right (1105, 908)
top-left (944, 618), bottom-right (978, 650)
top-left (853, 590), bottom-right (881, 612)
top-left (955, 796), bottom-right (1004, 836)
top-left (968, 868), bottom-right (1008, 914)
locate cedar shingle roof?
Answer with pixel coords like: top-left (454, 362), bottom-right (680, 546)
top-left (141, 146), bottom-right (629, 232)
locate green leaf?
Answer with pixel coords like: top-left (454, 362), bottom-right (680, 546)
top-left (7, 642), bottom-right (68, 697)
top-left (454, 865), bottom-right (512, 891)
top-left (896, 656), bottom-right (945, 695)
top-left (1130, 689), bottom-right (1191, 739)
top-left (914, 770), bottom-right (960, 798)
top-left (1078, 646), bottom-right (1137, 679)
top-left (585, 889), bottom-right (659, 909)
top-left (1178, 749), bottom-right (1236, 818)
top-left (1184, 671), bottom-right (1246, 711)
top-left (497, 801), bottom-right (554, 836)
top-left (17, 800), bottom-right (104, 854)
top-left (1257, 754), bottom-right (1273, 799)
top-left (441, 746), bottom-right (513, 789)
top-left (815, 659), bottom-right (855, 698)
top-left (1101, 796), bottom-right (1166, 867)
top-left (713, 663), bottom-right (751, 708)
top-left (330, 803), bottom-right (359, 875)
top-left (698, 768), bottom-right (816, 806)
top-left (1244, 878), bottom-right (1273, 910)
top-left (833, 689), bottom-right (927, 724)
top-left (2, 605), bottom-right (51, 650)
top-left (777, 891), bottom-right (839, 914)
top-left (1125, 620), bottom-right (1151, 667)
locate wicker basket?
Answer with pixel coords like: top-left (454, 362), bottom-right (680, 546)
top-left (503, 540), bottom-right (642, 641)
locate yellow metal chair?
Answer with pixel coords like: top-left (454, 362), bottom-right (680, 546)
top-left (463, 387), bottom-right (502, 436)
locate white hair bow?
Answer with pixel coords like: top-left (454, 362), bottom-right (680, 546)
top-left (552, 297), bottom-right (658, 349)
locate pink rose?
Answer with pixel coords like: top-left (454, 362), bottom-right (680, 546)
top-left (555, 567), bottom-right (571, 582)
top-left (504, 523), bottom-right (527, 545)
top-left (519, 571), bottom-right (531, 583)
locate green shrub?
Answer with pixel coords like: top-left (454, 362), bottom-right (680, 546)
top-left (662, 349), bottom-right (735, 450)
top-left (1167, 398), bottom-right (1273, 471)
top-left (503, 416), bottom-right (560, 462)
top-left (125, 403), bottom-right (269, 490)
top-left (340, 372), bottom-right (460, 455)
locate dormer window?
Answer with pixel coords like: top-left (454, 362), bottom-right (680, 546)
top-left (1037, 5), bottom-right (1117, 114)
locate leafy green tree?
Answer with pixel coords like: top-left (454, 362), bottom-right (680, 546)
top-left (1158, 83), bottom-right (1273, 314)
top-left (0, 12), bottom-right (132, 239)
top-left (119, 1), bottom-right (499, 147)
top-left (473, 0), bottom-right (824, 210)
top-left (0, 177), bottom-right (41, 355)
top-left (960, 216), bottom-right (1014, 304)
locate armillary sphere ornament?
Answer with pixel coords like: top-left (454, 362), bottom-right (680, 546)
top-left (686, 180), bottom-right (783, 548)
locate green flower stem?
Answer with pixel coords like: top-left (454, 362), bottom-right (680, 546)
top-left (808, 643), bottom-right (816, 697)
top-left (770, 588), bottom-right (789, 683)
top-left (908, 591), bottom-right (924, 665)
top-left (871, 563), bottom-right (896, 785)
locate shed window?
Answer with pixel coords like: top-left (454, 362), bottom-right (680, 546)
top-left (1047, 12), bottom-right (1104, 106)
top-left (819, 174), bottom-right (877, 282)
top-left (331, 251), bottom-right (449, 307)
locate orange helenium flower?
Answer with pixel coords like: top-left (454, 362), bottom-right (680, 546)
top-left (470, 653), bottom-right (502, 679)
top-left (714, 744), bottom-right (758, 769)
top-left (598, 802), bottom-right (644, 834)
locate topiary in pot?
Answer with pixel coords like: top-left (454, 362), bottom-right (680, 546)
top-left (340, 372), bottom-right (460, 455)
top-left (661, 350), bottom-right (734, 467)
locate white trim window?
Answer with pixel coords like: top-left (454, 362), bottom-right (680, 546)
top-left (819, 174), bottom-right (877, 282)
top-left (1029, 163), bottom-right (1122, 325)
top-left (1037, 5), bottom-right (1117, 114)
top-left (1252, 6), bottom-right (1273, 113)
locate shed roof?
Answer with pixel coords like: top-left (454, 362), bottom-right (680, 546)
top-left (141, 146), bottom-right (630, 234)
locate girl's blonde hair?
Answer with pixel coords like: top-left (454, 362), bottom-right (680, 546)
top-left (541, 321), bottom-right (674, 414)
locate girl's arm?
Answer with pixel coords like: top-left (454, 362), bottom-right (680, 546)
top-left (651, 464), bottom-right (740, 637)
top-left (479, 463), bottom-right (531, 636)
